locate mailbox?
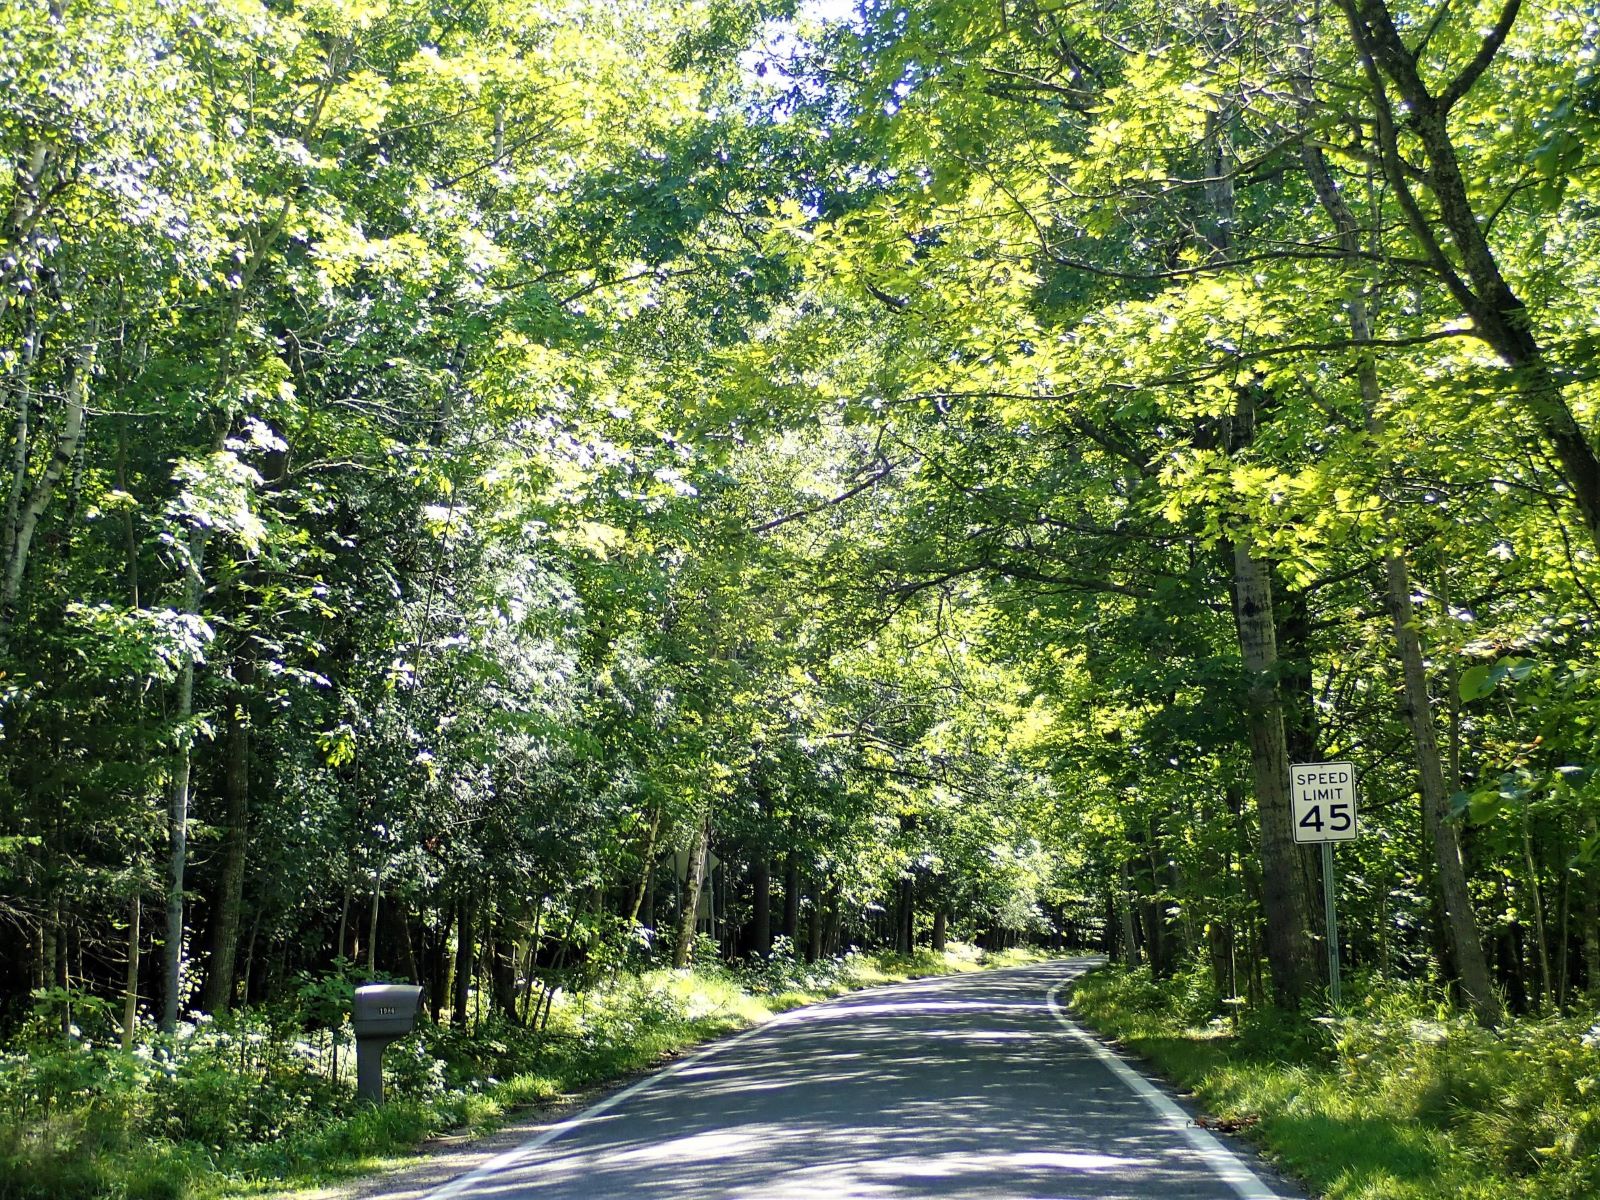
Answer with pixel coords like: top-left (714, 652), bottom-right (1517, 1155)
top-left (351, 983), bottom-right (423, 1103)
top-left (353, 984), bottom-right (423, 1039)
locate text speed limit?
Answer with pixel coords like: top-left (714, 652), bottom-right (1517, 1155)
top-left (1291, 762), bottom-right (1358, 843)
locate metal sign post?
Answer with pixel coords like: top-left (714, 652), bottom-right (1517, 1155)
top-left (1321, 842), bottom-right (1340, 1006)
top-left (1291, 762), bottom-right (1358, 1008)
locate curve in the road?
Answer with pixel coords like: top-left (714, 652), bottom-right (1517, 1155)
top-left (415, 959), bottom-right (1291, 1200)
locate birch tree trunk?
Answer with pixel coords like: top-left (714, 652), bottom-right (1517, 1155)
top-left (0, 320), bottom-right (96, 654)
top-left (673, 817), bottom-right (711, 968)
top-left (2, 302), bottom-right (38, 572)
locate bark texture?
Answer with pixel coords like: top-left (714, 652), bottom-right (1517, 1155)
top-left (673, 818), bottom-right (711, 968)
top-left (202, 656), bottom-right (253, 1013)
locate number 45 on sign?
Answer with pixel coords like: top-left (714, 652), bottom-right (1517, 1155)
top-left (1292, 762), bottom-right (1357, 842)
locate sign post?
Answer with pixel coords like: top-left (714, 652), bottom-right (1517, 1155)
top-left (1320, 842), bottom-right (1339, 1006)
top-left (1290, 761), bottom-right (1358, 1007)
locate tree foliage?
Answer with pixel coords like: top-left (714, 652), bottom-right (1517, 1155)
top-left (2, 0), bottom-right (1598, 1077)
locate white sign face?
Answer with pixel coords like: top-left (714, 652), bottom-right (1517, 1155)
top-left (669, 849), bottom-right (722, 882)
top-left (1291, 762), bottom-right (1358, 843)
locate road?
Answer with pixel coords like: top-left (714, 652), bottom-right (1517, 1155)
top-left (416, 959), bottom-right (1294, 1200)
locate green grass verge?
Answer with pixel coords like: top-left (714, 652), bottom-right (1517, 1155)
top-left (1, 945), bottom-right (1052, 1200)
top-left (1069, 965), bottom-right (1600, 1200)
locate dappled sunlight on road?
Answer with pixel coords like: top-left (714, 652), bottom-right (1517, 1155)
top-left (415, 962), bottom-right (1287, 1200)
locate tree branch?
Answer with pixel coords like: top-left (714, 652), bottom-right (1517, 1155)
top-left (1439, 0), bottom-right (1521, 112)
top-left (753, 456), bottom-right (900, 534)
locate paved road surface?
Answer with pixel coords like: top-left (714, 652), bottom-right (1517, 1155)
top-left (414, 959), bottom-right (1295, 1200)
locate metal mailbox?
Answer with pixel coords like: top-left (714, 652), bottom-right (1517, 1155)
top-left (351, 983), bottom-right (423, 1103)
top-left (353, 984), bottom-right (423, 1039)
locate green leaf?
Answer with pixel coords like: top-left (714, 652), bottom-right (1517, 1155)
top-left (1467, 791), bottom-right (1505, 824)
top-left (1458, 664), bottom-right (1494, 702)
top-left (1504, 658), bottom-right (1536, 683)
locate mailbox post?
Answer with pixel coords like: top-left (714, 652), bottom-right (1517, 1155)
top-left (351, 983), bottom-right (423, 1103)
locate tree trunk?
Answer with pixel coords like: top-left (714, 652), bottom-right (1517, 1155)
top-left (782, 855), bottom-right (800, 944)
top-left (430, 905), bottom-right (452, 1024)
top-left (1116, 886), bottom-right (1141, 966)
top-left (1230, 533), bottom-right (1314, 1006)
top-left (807, 881), bottom-right (825, 961)
top-left (367, 874), bottom-right (383, 977)
top-left (1557, 850), bottom-right (1571, 1008)
top-left (1383, 553), bottom-right (1502, 1023)
top-left (1523, 814), bottom-right (1554, 1009)
top-left (1207, 912), bottom-right (1234, 1001)
top-left (239, 910), bottom-right (261, 1006)
top-left (121, 894), bottom-right (140, 1048)
top-left (384, 895), bottom-right (420, 984)
top-left (54, 901), bottom-right (69, 1039)
top-left (0, 320), bottom-right (96, 653)
top-left (161, 649), bottom-right (198, 1033)
top-left (931, 906), bottom-right (948, 954)
top-left (519, 897), bottom-right (547, 1023)
top-left (489, 915), bottom-right (518, 1020)
top-left (2, 300), bottom-right (37, 585)
top-left (896, 877), bottom-right (914, 954)
top-left (1584, 817), bottom-right (1600, 997)
top-left (1197, 99), bottom-right (1310, 1006)
top-left (823, 884), bottom-right (842, 956)
top-left (628, 804), bottom-right (661, 924)
top-left (452, 895), bottom-right (474, 1028)
top-left (1275, 580), bottom-right (1327, 950)
top-left (201, 658), bottom-right (253, 1013)
top-left (751, 856), bottom-right (771, 957)
top-left (749, 756), bottom-right (772, 956)
top-left (674, 818), bottom-right (711, 968)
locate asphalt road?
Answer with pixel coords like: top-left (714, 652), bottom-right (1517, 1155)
top-left (416, 959), bottom-right (1296, 1200)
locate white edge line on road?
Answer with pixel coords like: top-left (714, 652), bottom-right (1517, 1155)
top-left (417, 968), bottom-right (965, 1200)
top-left (1045, 979), bottom-right (1280, 1200)
top-left (418, 1014), bottom-right (782, 1200)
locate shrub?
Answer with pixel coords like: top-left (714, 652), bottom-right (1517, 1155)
top-left (1074, 963), bottom-right (1600, 1200)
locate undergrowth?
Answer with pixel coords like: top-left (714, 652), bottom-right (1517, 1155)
top-left (1070, 964), bottom-right (1600, 1200)
top-left (0, 943), bottom-right (1039, 1200)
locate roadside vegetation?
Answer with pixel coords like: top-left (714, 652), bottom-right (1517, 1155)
top-left (1072, 966), bottom-right (1600, 1200)
top-left (5, 2), bottom-right (1600, 1199)
top-left (1, 945), bottom-right (1041, 1200)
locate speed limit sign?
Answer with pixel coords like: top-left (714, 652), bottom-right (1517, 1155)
top-left (1291, 762), bottom-right (1358, 843)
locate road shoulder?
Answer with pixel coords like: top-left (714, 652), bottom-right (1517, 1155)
top-left (1053, 969), bottom-right (1311, 1200)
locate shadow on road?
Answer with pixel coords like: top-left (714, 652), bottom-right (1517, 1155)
top-left (426, 962), bottom-right (1280, 1200)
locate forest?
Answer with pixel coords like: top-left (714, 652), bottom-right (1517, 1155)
top-left (3, 0), bottom-right (1600, 1197)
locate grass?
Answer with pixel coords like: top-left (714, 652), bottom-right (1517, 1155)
top-left (0, 944), bottom-right (1051, 1200)
top-left (1068, 964), bottom-right (1600, 1200)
